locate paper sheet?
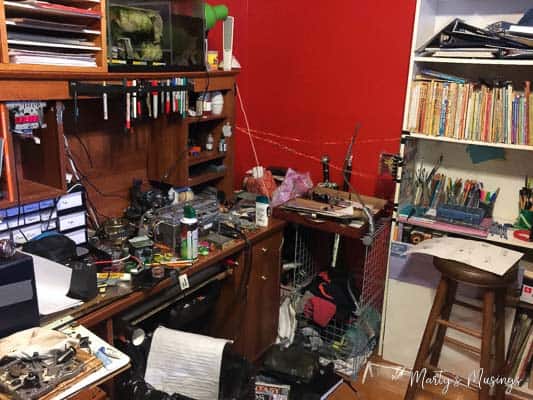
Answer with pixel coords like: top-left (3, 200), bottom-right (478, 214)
top-left (406, 237), bottom-right (523, 276)
top-left (27, 252), bottom-right (82, 315)
top-left (145, 327), bottom-right (230, 400)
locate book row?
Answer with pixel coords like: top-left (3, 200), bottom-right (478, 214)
top-left (407, 78), bottom-right (533, 146)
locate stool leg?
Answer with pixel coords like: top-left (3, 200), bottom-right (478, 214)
top-left (404, 278), bottom-right (449, 400)
top-left (429, 280), bottom-right (457, 367)
top-left (480, 290), bottom-right (495, 400)
top-left (494, 289), bottom-right (506, 400)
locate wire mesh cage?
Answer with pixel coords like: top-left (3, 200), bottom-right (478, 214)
top-left (280, 224), bottom-right (317, 299)
top-left (288, 218), bottom-right (391, 378)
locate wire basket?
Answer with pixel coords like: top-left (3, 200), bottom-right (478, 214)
top-left (296, 304), bottom-right (381, 378)
top-left (290, 218), bottom-right (391, 378)
top-left (280, 224), bottom-right (317, 299)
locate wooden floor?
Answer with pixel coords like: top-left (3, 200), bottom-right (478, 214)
top-left (329, 358), bottom-right (525, 400)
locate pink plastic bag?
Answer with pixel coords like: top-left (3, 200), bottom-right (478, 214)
top-left (271, 168), bottom-right (314, 207)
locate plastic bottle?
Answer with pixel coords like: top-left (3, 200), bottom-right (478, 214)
top-left (255, 196), bottom-right (270, 227)
top-left (180, 205), bottom-right (198, 260)
top-left (206, 133), bottom-right (214, 151)
top-left (219, 136), bottom-right (226, 152)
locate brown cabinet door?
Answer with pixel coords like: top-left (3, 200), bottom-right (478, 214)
top-left (242, 232), bottom-right (282, 361)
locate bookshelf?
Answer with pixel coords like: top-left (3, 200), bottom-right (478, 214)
top-left (381, 0), bottom-right (533, 395)
top-left (0, 0), bottom-right (107, 72)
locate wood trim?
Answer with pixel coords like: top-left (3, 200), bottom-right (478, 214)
top-left (0, 0), bottom-right (8, 64)
top-left (0, 104), bottom-right (16, 205)
top-left (0, 69), bottom-right (239, 81)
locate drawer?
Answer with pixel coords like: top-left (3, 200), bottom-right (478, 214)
top-left (13, 224), bottom-right (42, 244)
top-left (22, 203), bottom-right (39, 214)
top-left (57, 192), bottom-right (84, 212)
top-left (7, 218), bottom-right (20, 229)
top-left (39, 199), bottom-right (55, 209)
top-left (42, 219), bottom-right (57, 231)
top-left (59, 211), bottom-right (86, 232)
top-left (21, 224), bottom-right (42, 241)
top-left (24, 212), bottom-right (41, 225)
top-left (65, 228), bottom-right (87, 245)
top-left (6, 207), bottom-right (20, 218)
top-left (41, 209), bottom-right (57, 221)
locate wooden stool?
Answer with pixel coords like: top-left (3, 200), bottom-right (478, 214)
top-left (404, 257), bottom-right (517, 400)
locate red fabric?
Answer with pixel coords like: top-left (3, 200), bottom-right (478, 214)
top-left (303, 296), bottom-right (336, 327)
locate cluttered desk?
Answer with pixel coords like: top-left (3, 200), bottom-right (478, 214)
top-left (0, 182), bottom-right (286, 400)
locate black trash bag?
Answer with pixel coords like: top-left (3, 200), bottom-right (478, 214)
top-left (118, 374), bottom-right (194, 400)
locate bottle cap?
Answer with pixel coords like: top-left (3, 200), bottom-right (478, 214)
top-left (256, 196), bottom-right (269, 204)
top-left (184, 205), bottom-right (196, 218)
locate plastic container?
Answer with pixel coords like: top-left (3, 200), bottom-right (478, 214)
top-left (256, 196), bottom-right (270, 227)
top-left (180, 205), bottom-right (198, 260)
top-left (206, 133), bottom-right (214, 151)
top-left (211, 91), bottom-right (224, 115)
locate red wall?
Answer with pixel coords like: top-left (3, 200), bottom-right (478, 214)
top-left (209, 1), bottom-right (416, 197)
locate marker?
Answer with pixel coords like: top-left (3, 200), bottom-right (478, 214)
top-left (102, 81), bottom-right (108, 120)
top-left (165, 79), bottom-right (171, 114)
top-left (152, 80), bottom-right (158, 119)
top-left (126, 81), bottom-right (131, 130)
top-left (132, 80), bottom-right (137, 119)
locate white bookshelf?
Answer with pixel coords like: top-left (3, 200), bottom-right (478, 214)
top-left (381, 0), bottom-right (533, 392)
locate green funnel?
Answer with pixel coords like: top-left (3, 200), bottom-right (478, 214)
top-left (205, 3), bottom-right (228, 30)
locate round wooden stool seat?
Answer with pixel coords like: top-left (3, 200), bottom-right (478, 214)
top-left (434, 257), bottom-right (517, 288)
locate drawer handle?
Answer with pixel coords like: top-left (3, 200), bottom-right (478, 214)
top-left (261, 247), bottom-right (268, 253)
top-left (261, 275), bottom-right (268, 281)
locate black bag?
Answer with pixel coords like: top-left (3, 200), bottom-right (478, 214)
top-left (22, 234), bottom-right (77, 263)
top-left (262, 344), bottom-right (319, 384)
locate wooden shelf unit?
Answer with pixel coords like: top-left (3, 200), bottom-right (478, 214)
top-left (0, 71), bottom-right (237, 215)
top-left (0, 0), bottom-right (107, 73)
top-left (146, 72), bottom-right (236, 198)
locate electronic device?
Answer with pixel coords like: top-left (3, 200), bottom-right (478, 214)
top-left (0, 347), bottom-right (86, 400)
top-left (107, 0), bottom-right (206, 71)
top-left (222, 16), bottom-right (234, 71)
top-left (0, 253), bottom-right (39, 338)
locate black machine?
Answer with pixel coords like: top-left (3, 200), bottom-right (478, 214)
top-left (0, 253), bottom-right (39, 338)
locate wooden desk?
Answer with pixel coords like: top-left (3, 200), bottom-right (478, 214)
top-left (46, 219), bottom-right (285, 360)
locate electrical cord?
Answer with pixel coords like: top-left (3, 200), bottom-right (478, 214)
top-left (11, 140), bottom-right (28, 243)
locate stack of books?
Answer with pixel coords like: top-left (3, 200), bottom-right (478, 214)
top-left (406, 70), bottom-right (533, 145)
top-left (506, 313), bottom-right (533, 389)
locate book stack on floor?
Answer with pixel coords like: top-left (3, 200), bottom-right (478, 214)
top-left (406, 70), bottom-right (533, 146)
top-left (506, 313), bottom-right (533, 390)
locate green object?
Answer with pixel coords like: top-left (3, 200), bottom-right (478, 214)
top-left (180, 205), bottom-right (199, 260)
top-left (184, 205), bottom-right (196, 218)
top-left (256, 195), bottom-right (269, 204)
top-left (204, 3), bottom-right (228, 30)
top-left (516, 210), bottom-right (533, 230)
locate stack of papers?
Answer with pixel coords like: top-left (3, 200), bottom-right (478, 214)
top-left (9, 48), bottom-right (96, 67)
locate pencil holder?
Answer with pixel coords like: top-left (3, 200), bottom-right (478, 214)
top-left (436, 204), bottom-right (485, 226)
